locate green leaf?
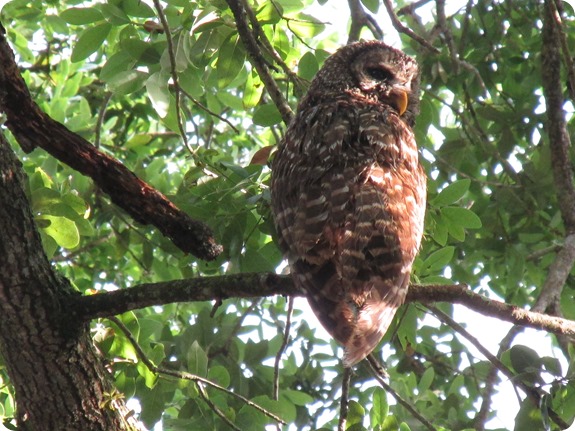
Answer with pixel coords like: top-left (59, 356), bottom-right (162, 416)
top-left (287, 13), bottom-right (325, 38)
top-left (243, 72), bottom-right (263, 109)
top-left (514, 399), bottom-right (546, 431)
top-left (347, 400), bottom-right (366, 426)
top-left (298, 51), bottom-right (318, 80)
top-left (253, 103), bottom-right (282, 126)
top-left (38, 215), bottom-right (80, 249)
top-left (541, 356), bottom-right (562, 376)
top-left (100, 51), bottom-right (136, 81)
top-left (207, 365), bottom-right (231, 388)
top-left (146, 72), bottom-right (170, 118)
top-left (370, 387), bottom-right (388, 427)
top-left (360, 0), bottom-right (379, 13)
top-left (441, 206), bottom-right (482, 229)
top-left (187, 341), bottom-right (208, 377)
top-left (418, 367), bottom-right (435, 393)
top-left (216, 35), bottom-right (246, 88)
top-left (422, 246), bottom-right (455, 272)
top-left (509, 345), bottom-right (540, 374)
top-left (283, 389), bottom-right (313, 406)
top-left (60, 7), bottom-right (104, 25)
top-left (106, 70), bottom-right (148, 95)
top-left (100, 3), bottom-right (131, 25)
top-left (174, 32), bottom-right (192, 72)
top-left (122, 0), bottom-right (155, 18)
top-left (71, 23), bottom-right (111, 63)
top-left (256, 1), bottom-right (281, 24)
top-left (432, 179), bottom-right (471, 206)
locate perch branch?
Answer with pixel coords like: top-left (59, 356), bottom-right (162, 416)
top-left (0, 25), bottom-right (222, 261)
top-left (70, 276), bottom-right (575, 339)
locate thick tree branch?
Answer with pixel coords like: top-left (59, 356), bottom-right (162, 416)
top-left (225, 0), bottom-right (294, 125)
top-left (532, 1), bottom-right (575, 317)
top-left (70, 275), bottom-right (575, 338)
top-left (547, 0), bottom-right (575, 102)
top-left (542, 1), bottom-right (575, 233)
top-left (0, 24), bottom-right (222, 261)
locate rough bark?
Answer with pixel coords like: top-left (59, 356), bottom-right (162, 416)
top-left (0, 134), bottom-right (142, 431)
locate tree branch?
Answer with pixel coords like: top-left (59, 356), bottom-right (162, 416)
top-left (0, 24), bottom-right (222, 261)
top-left (542, 0), bottom-right (575, 233)
top-left (428, 306), bottom-right (569, 430)
top-left (346, 0), bottom-right (383, 44)
top-left (225, 0), bottom-right (294, 125)
top-left (70, 275), bottom-right (575, 338)
top-left (532, 1), bottom-right (575, 318)
top-left (365, 355), bottom-right (437, 431)
top-left (547, 0), bottom-right (575, 103)
top-left (381, 0), bottom-right (439, 53)
top-left (110, 316), bottom-right (286, 427)
top-left (152, 0), bottom-right (188, 149)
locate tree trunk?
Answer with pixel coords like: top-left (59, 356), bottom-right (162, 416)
top-left (0, 134), bottom-right (142, 430)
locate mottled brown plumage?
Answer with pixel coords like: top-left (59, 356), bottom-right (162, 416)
top-left (271, 41), bottom-right (426, 366)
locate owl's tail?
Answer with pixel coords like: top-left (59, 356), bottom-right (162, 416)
top-left (340, 278), bottom-right (406, 367)
top-left (294, 259), bottom-right (409, 367)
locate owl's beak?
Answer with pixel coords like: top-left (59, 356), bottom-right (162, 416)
top-left (389, 88), bottom-right (408, 116)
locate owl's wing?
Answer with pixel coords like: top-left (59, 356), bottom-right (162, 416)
top-left (273, 103), bottom-right (355, 265)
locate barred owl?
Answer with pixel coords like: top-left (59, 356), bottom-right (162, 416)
top-left (271, 41), bottom-right (426, 366)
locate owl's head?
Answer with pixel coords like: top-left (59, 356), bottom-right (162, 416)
top-left (306, 41), bottom-right (420, 125)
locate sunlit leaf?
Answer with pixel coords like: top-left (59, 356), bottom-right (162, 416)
top-left (37, 215), bottom-right (80, 249)
top-left (71, 23), bottom-right (111, 62)
top-left (60, 7), bottom-right (104, 25)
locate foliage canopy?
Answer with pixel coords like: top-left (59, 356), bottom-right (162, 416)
top-left (1, 0), bottom-right (575, 430)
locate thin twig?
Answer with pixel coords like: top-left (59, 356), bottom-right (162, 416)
top-left (196, 381), bottom-right (242, 431)
top-left (338, 367), bottom-right (351, 431)
top-left (397, 0), bottom-right (433, 16)
top-left (382, 0), bottom-right (439, 53)
top-left (426, 306), bottom-right (569, 430)
top-left (152, 0), bottom-right (189, 151)
top-left (473, 362), bottom-right (500, 431)
top-left (435, 0), bottom-right (486, 93)
top-left (241, 0), bottom-right (304, 93)
top-left (94, 92), bottom-right (112, 148)
top-left (366, 355), bottom-right (437, 431)
top-left (109, 316), bottom-right (287, 426)
top-left (179, 87), bottom-right (240, 134)
top-left (273, 296), bottom-right (294, 401)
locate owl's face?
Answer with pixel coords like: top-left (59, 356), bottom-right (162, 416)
top-left (305, 41), bottom-right (420, 124)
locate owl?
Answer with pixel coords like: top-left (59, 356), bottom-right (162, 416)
top-left (271, 41), bottom-right (426, 367)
